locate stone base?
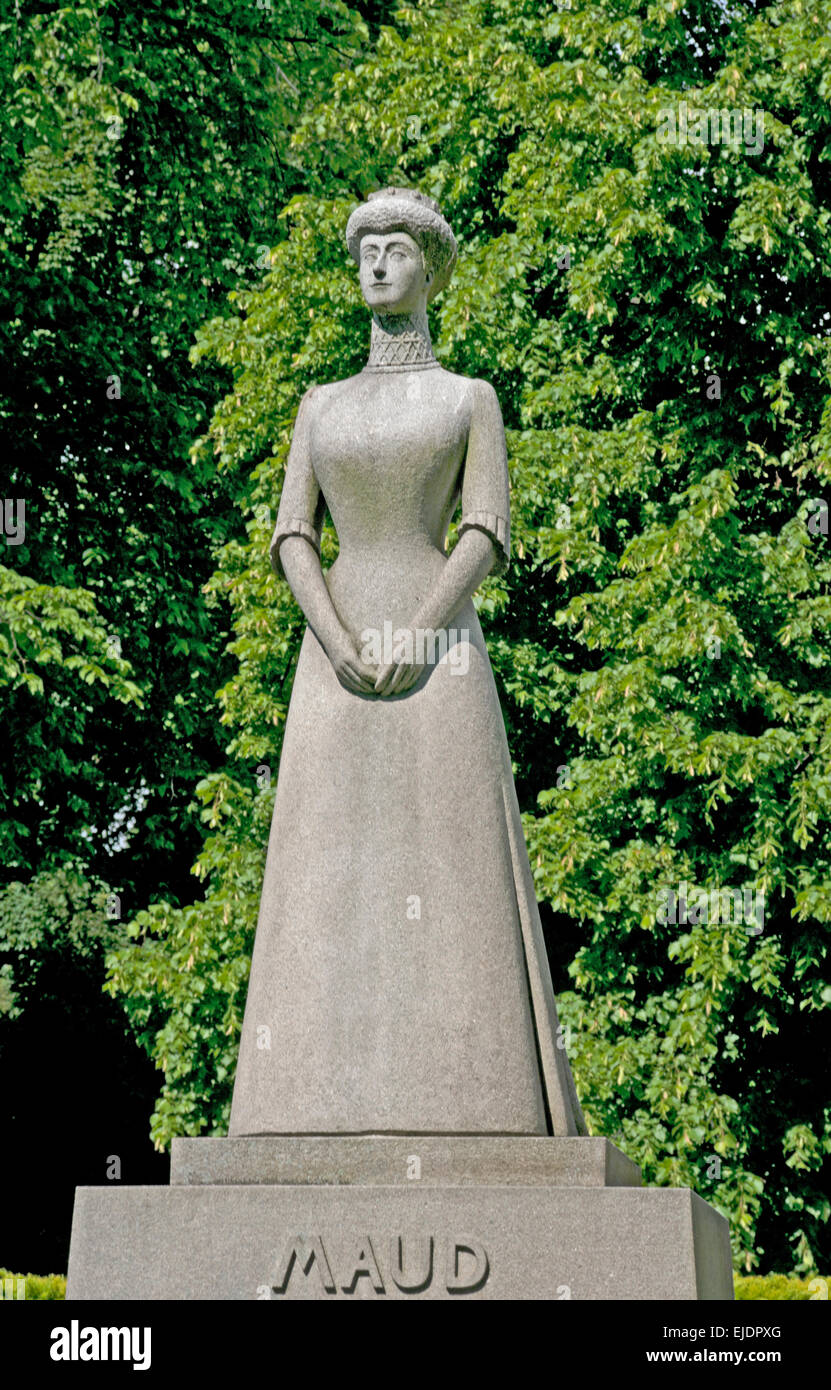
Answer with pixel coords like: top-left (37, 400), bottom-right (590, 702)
top-left (170, 1134), bottom-right (642, 1188)
top-left (66, 1137), bottom-right (733, 1300)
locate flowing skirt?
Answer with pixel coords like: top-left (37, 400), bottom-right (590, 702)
top-left (229, 604), bottom-right (586, 1136)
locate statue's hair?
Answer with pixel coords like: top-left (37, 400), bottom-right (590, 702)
top-left (345, 187), bottom-right (457, 301)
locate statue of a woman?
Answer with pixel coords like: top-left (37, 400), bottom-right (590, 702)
top-left (229, 188), bottom-right (586, 1137)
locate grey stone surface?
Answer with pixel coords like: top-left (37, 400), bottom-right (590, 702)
top-left (229, 186), bottom-right (585, 1138)
top-left (66, 1184), bottom-right (733, 1300)
top-left (692, 1189), bottom-right (737, 1301)
top-left (170, 1135), bottom-right (642, 1188)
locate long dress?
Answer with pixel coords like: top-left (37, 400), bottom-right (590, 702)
top-left (228, 359), bottom-right (586, 1137)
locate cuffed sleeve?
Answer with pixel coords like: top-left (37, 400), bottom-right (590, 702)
top-left (458, 510), bottom-right (509, 572)
top-left (270, 516), bottom-right (322, 575)
top-left (269, 387), bottom-right (327, 579)
top-left (457, 380), bottom-right (511, 575)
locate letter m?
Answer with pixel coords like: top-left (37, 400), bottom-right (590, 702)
top-left (417, 627), bottom-right (447, 665)
top-left (272, 1236), bottom-right (336, 1295)
top-left (100, 1329), bottom-right (131, 1359)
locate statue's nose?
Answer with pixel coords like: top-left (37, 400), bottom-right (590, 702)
top-left (373, 264), bottom-right (386, 279)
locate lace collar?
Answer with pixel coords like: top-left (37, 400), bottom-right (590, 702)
top-left (363, 310), bottom-right (438, 372)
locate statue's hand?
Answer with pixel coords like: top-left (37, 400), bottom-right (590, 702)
top-left (325, 631), bottom-right (378, 695)
top-left (374, 630), bottom-right (425, 697)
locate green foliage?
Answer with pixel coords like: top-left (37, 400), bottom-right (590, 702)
top-left (734, 1273), bottom-right (829, 1301)
top-left (0, 1269), bottom-right (66, 1300)
top-left (0, 1268), bottom-right (824, 1300)
top-left (0, 565), bottom-right (142, 702)
top-left (0, 1), bottom-right (384, 1267)
top-left (98, 0), bottom-right (831, 1275)
top-left (0, 0), bottom-right (370, 898)
top-left (105, 779), bottom-right (273, 1146)
top-left (0, 565), bottom-right (143, 873)
top-left (0, 864), bottom-right (126, 1019)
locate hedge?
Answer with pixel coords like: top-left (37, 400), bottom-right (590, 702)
top-left (0, 1268), bottom-right (67, 1300)
top-left (2, 1268), bottom-right (827, 1300)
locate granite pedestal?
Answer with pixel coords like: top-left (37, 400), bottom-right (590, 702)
top-left (66, 1136), bottom-right (733, 1300)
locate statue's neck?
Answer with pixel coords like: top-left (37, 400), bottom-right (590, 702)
top-left (364, 309), bottom-right (437, 372)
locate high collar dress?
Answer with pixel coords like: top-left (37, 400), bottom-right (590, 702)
top-left (229, 325), bottom-right (586, 1138)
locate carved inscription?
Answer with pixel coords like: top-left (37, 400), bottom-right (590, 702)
top-left (271, 1235), bottom-right (490, 1297)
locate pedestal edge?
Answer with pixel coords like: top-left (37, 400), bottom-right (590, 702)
top-left (169, 1134), bottom-right (642, 1188)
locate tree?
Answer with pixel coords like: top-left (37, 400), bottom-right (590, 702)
top-left (0, 862), bottom-right (172, 1273)
top-left (1, 0), bottom-right (381, 1271)
top-left (107, 0), bottom-right (830, 1272)
top-left (0, 0), bottom-right (368, 900)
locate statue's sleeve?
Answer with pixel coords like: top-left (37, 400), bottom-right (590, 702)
top-left (269, 388), bottom-right (327, 579)
top-left (457, 379), bottom-right (511, 575)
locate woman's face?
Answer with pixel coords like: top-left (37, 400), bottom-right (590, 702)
top-left (358, 231), bottom-right (432, 314)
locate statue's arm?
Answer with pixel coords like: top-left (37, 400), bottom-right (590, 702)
top-left (273, 390), bottom-right (376, 694)
top-left (408, 528), bottom-right (497, 635)
top-left (279, 539), bottom-right (376, 694)
top-left (372, 530), bottom-right (497, 697)
top-left (374, 379), bottom-right (509, 696)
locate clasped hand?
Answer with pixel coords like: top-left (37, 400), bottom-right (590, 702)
top-left (326, 628), bottom-right (424, 697)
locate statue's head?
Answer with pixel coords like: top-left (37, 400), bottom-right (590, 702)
top-left (346, 187), bottom-right (457, 315)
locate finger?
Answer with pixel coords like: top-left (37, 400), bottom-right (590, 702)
top-left (378, 664), bottom-right (403, 695)
top-left (387, 663), bottom-right (412, 696)
top-left (356, 661), bottom-right (380, 689)
top-left (399, 667), bottom-right (422, 693)
top-left (339, 664), bottom-right (371, 693)
top-left (374, 663), bottom-right (395, 693)
top-left (344, 663), bottom-right (375, 693)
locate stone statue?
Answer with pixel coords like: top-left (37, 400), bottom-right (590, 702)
top-left (66, 188), bottom-right (735, 1301)
top-left (229, 188), bottom-right (586, 1137)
